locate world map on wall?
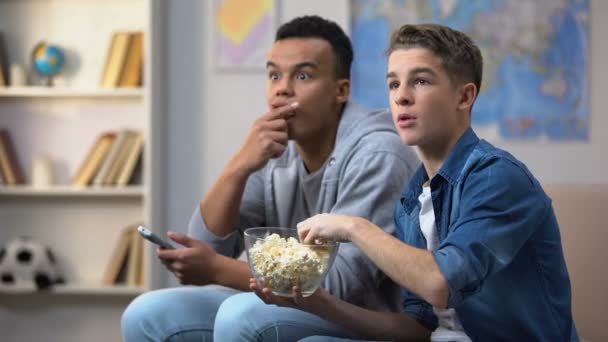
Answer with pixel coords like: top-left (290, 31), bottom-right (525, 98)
top-left (351, 0), bottom-right (589, 141)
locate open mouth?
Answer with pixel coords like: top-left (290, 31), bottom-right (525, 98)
top-left (397, 113), bottom-right (416, 128)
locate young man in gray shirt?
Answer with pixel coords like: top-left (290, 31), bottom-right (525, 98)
top-left (122, 15), bottom-right (419, 342)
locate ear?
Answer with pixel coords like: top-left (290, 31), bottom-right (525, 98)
top-left (335, 79), bottom-right (351, 104)
top-left (457, 82), bottom-right (477, 112)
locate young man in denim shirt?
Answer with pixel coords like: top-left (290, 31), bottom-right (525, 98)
top-left (254, 24), bottom-right (578, 341)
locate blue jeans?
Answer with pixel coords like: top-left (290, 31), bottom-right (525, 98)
top-left (121, 285), bottom-right (357, 341)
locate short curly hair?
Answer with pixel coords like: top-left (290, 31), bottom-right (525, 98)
top-left (276, 15), bottom-right (353, 80)
top-left (388, 23), bottom-right (483, 92)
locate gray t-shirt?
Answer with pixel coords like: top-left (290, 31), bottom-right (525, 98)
top-left (290, 160), bottom-right (326, 228)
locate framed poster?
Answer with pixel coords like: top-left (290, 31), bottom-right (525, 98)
top-left (213, 0), bottom-right (279, 71)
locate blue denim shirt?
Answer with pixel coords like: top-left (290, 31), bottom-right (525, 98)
top-left (396, 128), bottom-right (578, 341)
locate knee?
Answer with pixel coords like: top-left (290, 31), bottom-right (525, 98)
top-left (298, 337), bottom-right (328, 342)
top-left (214, 293), bottom-right (266, 340)
top-left (121, 289), bottom-right (174, 341)
top-left (120, 292), bottom-right (159, 341)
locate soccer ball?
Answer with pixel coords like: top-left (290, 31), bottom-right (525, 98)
top-left (0, 236), bottom-right (64, 293)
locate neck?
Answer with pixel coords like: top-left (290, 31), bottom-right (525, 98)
top-left (418, 124), bottom-right (469, 181)
top-left (296, 129), bottom-right (337, 173)
top-left (296, 110), bottom-right (341, 173)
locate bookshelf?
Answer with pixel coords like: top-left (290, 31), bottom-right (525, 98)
top-left (0, 0), bottom-right (163, 341)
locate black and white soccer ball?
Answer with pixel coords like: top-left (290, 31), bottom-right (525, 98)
top-left (0, 236), bottom-right (64, 293)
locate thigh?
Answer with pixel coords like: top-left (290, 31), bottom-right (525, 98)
top-left (215, 292), bottom-right (360, 342)
top-left (122, 285), bottom-right (241, 342)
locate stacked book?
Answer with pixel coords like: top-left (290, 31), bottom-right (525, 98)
top-left (0, 129), bottom-right (25, 186)
top-left (72, 129), bottom-right (144, 187)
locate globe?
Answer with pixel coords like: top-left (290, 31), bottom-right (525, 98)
top-left (32, 42), bottom-right (65, 78)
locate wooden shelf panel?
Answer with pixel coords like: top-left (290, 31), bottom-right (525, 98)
top-left (0, 185), bottom-right (144, 197)
top-left (0, 86), bottom-right (144, 98)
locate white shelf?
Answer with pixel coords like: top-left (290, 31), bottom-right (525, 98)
top-left (0, 86), bottom-right (144, 98)
top-left (0, 284), bottom-right (146, 296)
top-left (52, 283), bottom-right (146, 296)
top-left (0, 185), bottom-right (144, 197)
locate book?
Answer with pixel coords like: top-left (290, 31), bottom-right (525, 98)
top-left (127, 227), bottom-right (143, 286)
top-left (72, 132), bottom-right (116, 187)
top-left (118, 31), bottom-right (144, 87)
top-left (0, 137), bottom-right (10, 184)
top-left (0, 129), bottom-right (25, 185)
top-left (0, 67), bottom-right (5, 86)
top-left (92, 129), bottom-right (131, 186)
top-left (116, 132), bottom-right (144, 187)
top-left (0, 32), bottom-right (9, 86)
top-left (100, 32), bottom-right (132, 88)
top-left (102, 225), bottom-right (136, 285)
top-left (103, 130), bottom-right (137, 185)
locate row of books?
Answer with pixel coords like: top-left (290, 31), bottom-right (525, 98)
top-left (101, 31), bottom-right (144, 88)
top-left (72, 129), bottom-right (144, 187)
top-left (0, 129), bottom-right (25, 185)
top-left (102, 224), bottom-right (145, 287)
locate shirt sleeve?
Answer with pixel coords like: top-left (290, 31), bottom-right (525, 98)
top-left (323, 140), bottom-right (418, 307)
top-left (401, 288), bottom-right (439, 331)
top-left (187, 169), bottom-right (266, 258)
top-left (434, 156), bottom-right (550, 307)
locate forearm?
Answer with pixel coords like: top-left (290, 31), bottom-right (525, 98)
top-left (350, 219), bottom-right (449, 308)
top-left (211, 254), bottom-right (252, 291)
top-left (307, 291), bottom-right (430, 341)
top-left (201, 156), bottom-right (251, 237)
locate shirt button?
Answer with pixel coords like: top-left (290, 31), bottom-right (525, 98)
top-left (328, 157), bottom-right (336, 166)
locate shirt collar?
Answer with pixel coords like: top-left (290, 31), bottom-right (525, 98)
top-left (436, 127), bottom-right (480, 186)
top-left (400, 127), bottom-right (479, 213)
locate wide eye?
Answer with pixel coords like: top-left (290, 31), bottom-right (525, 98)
top-left (388, 80), bottom-right (400, 90)
top-left (296, 72), bottom-right (309, 80)
top-left (414, 78), bottom-right (429, 86)
top-left (269, 72), bottom-right (280, 81)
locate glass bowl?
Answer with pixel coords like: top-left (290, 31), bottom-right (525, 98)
top-left (244, 227), bottom-right (338, 297)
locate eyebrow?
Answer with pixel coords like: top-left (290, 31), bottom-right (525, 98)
top-left (386, 67), bottom-right (437, 80)
top-left (266, 61), bottom-right (318, 70)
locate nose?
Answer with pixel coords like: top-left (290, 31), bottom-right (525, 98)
top-left (394, 85), bottom-right (412, 106)
top-left (274, 77), bottom-right (294, 97)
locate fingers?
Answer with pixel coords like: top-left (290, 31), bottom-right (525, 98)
top-left (265, 129), bottom-right (289, 145)
top-left (157, 247), bottom-right (177, 261)
top-left (254, 122), bottom-right (288, 158)
top-left (298, 223), bottom-right (316, 245)
top-left (249, 278), bottom-right (298, 308)
top-left (265, 102), bottom-right (299, 120)
top-left (291, 286), bottom-right (303, 305)
top-left (167, 231), bottom-right (195, 247)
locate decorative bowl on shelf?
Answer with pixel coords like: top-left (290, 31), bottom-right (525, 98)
top-left (244, 227), bottom-right (338, 297)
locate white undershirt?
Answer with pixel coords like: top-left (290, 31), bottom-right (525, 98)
top-left (418, 185), bottom-right (471, 342)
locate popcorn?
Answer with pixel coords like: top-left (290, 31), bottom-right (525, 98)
top-left (248, 233), bottom-right (333, 296)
